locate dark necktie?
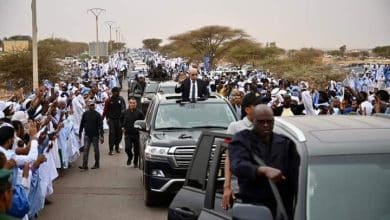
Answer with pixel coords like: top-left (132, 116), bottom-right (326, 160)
top-left (191, 80), bottom-right (196, 102)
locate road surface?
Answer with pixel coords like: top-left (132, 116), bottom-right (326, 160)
top-left (39, 81), bottom-right (167, 220)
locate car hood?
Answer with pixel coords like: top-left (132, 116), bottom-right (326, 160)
top-left (149, 129), bottom-right (222, 147)
top-left (143, 93), bottom-right (155, 99)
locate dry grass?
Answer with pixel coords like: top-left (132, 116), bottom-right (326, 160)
top-left (0, 89), bottom-right (14, 101)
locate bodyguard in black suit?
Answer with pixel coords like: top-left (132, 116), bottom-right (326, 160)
top-left (175, 67), bottom-right (209, 101)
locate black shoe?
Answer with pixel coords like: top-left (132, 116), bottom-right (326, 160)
top-left (78, 166), bottom-right (88, 170)
top-left (116, 149), bottom-right (121, 153)
top-left (126, 160), bottom-right (131, 166)
top-left (133, 163), bottom-right (138, 168)
top-left (79, 146), bottom-right (85, 152)
top-left (91, 165), bottom-right (99, 169)
top-left (109, 151), bottom-right (114, 156)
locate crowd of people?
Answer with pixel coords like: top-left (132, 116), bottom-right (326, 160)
top-left (182, 64), bottom-right (390, 117)
top-left (0, 52), bottom-right (129, 219)
top-left (0, 47), bottom-right (389, 219)
top-left (143, 50), bottom-right (390, 117)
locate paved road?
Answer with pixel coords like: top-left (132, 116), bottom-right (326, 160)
top-left (39, 82), bottom-right (167, 220)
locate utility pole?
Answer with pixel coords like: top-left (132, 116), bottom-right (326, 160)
top-left (87, 8), bottom-right (105, 62)
top-left (105, 21), bottom-right (115, 53)
top-left (31, 0), bottom-right (38, 89)
top-left (114, 27), bottom-right (120, 51)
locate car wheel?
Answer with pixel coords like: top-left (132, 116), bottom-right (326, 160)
top-left (144, 188), bottom-right (161, 207)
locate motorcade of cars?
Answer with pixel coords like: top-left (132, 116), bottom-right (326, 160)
top-left (168, 115), bottom-right (390, 220)
top-left (140, 81), bottom-right (159, 114)
top-left (157, 81), bottom-right (177, 94)
top-left (134, 93), bottom-right (238, 206)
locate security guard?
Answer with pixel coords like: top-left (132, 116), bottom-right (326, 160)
top-left (229, 104), bottom-right (299, 219)
top-left (103, 87), bottom-right (126, 155)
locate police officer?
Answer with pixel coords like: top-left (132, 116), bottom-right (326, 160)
top-left (103, 87), bottom-right (126, 155)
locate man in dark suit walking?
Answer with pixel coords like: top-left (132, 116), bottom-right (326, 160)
top-left (79, 100), bottom-right (104, 170)
top-left (175, 66), bottom-right (209, 102)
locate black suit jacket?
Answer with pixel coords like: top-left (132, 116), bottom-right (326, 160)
top-left (175, 78), bottom-right (209, 100)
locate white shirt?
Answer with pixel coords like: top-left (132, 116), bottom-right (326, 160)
top-left (189, 80), bottom-right (198, 100)
top-left (227, 116), bottom-right (253, 135)
top-left (360, 100), bottom-right (373, 116)
top-left (226, 116), bottom-right (253, 194)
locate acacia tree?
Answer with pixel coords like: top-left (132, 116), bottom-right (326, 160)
top-left (142, 38), bottom-right (162, 51)
top-left (166, 25), bottom-right (248, 67)
top-left (225, 39), bottom-right (263, 68)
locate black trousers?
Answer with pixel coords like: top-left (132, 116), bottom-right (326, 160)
top-left (125, 134), bottom-right (140, 165)
top-left (83, 136), bottom-right (99, 167)
top-left (108, 118), bottom-right (122, 151)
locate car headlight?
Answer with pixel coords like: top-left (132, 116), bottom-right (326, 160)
top-left (144, 145), bottom-right (169, 161)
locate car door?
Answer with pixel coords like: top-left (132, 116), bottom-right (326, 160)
top-left (168, 133), bottom-right (215, 220)
top-left (138, 98), bottom-right (155, 170)
top-left (198, 139), bottom-right (231, 220)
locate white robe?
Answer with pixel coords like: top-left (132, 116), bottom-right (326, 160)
top-left (39, 148), bottom-right (58, 200)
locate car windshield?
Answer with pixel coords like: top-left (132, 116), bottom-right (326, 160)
top-left (158, 86), bottom-right (176, 94)
top-left (307, 154), bottom-right (390, 220)
top-left (154, 103), bottom-right (236, 130)
top-left (145, 83), bottom-right (158, 93)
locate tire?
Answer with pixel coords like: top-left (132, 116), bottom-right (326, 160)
top-left (144, 188), bottom-right (161, 207)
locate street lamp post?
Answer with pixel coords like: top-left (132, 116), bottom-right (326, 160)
top-left (105, 21), bottom-right (115, 53)
top-left (87, 8), bottom-right (105, 61)
top-left (114, 27), bottom-right (120, 51)
top-left (31, 0), bottom-right (38, 89)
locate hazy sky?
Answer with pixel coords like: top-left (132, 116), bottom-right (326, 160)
top-left (1, 0), bottom-right (389, 49)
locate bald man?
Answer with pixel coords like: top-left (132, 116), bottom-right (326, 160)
top-left (229, 104), bottom-right (299, 219)
top-left (175, 66), bottom-right (209, 101)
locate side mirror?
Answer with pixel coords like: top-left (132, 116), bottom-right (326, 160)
top-left (134, 120), bottom-right (147, 131)
top-left (232, 204), bottom-right (273, 220)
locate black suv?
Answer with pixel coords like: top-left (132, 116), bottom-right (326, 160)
top-left (134, 93), bottom-right (238, 206)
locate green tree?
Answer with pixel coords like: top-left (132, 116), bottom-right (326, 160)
top-left (0, 47), bottom-right (61, 91)
top-left (166, 25), bottom-right (248, 67)
top-left (142, 38), bottom-right (162, 51)
top-left (372, 46), bottom-right (390, 58)
top-left (7, 35), bottom-right (32, 42)
top-left (262, 42), bottom-right (285, 61)
top-left (339, 45), bottom-right (347, 55)
top-left (38, 38), bottom-right (88, 58)
top-left (347, 51), bottom-right (369, 59)
top-left (289, 48), bottom-right (324, 65)
top-left (328, 50), bottom-right (343, 57)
